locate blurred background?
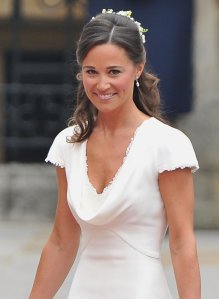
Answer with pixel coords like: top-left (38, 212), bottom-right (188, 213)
top-left (0, 0), bottom-right (218, 298)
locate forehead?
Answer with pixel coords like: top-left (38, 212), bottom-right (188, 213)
top-left (82, 44), bottom-right (133, 67)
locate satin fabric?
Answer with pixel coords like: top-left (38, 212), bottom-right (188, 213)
top-left (45, 117), bottom-right (199, 298)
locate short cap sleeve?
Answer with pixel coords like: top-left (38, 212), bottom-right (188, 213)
top-left (45, 127), bottom-right (74, 168)
top-left (156, 128), bottom-right (199, 174)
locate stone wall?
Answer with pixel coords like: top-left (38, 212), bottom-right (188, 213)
top-left (176, 0), bottom-right (219, 228)
top-left (0, 164), bottom-right (57, 221)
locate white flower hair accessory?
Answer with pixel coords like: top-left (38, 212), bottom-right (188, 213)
top-left (101, 8), bottom-right (148, 44)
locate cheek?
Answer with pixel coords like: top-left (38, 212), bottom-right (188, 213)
top-left (117, 75), bottom-right (134, 92)
top-left (82, 78), bottom-right (93, 93)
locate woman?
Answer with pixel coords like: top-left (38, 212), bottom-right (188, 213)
top-left (29, 9), bottom-right (201, 299)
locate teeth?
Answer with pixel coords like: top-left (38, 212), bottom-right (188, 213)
top-left (98, 94), bottom-right (114, 100)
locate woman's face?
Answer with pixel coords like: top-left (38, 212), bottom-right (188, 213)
top-left (81, 43), bottom-right (144, 113)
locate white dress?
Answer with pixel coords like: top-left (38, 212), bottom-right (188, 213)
top-left (45, 117), bottom-right (199, 299)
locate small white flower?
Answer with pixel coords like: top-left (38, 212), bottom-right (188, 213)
top-left (105, 9), bottom-right (113, 14)
top-left (135, 21), bottom-right (141, 27)
top-left (117, 11), bottom-right (126, 16)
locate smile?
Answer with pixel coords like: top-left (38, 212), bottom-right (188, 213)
top-left (96, 93), bottom-right (115, 100)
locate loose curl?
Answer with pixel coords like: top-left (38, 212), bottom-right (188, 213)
top-left (68, 12), bottom-right (165, 143)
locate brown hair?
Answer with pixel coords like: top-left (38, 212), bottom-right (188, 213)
top-left (68, 12), bottom-right (165, 142)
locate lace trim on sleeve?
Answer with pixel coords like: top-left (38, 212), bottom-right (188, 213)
top-left (45, 155), bottom-right (65, 168)
top-left (158, 163), bottom-right (199, 174)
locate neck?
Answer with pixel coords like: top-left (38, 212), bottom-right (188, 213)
top-left (95, 105), bottom-right (148, 135)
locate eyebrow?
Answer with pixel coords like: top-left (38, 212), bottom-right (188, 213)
top-left (82, 66), bottom-right (95, 69)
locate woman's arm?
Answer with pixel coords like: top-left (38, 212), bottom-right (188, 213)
top-left (159, 168), bottom-right (201, 299)
top-left (29, 167), bottom-right (81, 299)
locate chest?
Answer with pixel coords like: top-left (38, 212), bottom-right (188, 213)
top-left (86, 134), bottom-right (134, 194)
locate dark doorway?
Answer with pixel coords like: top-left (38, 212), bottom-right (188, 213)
top-left (4, 50), bottom-right (75, 162)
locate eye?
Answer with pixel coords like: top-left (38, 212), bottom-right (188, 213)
top-left (109, 69), bottom-right (121, 76)
top-left (85, 69), bottom-right (97, 76)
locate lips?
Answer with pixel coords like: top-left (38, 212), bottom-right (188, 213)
top-left (96, 93), bottom-right (116, 100)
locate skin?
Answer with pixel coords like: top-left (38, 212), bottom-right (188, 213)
top-left (29, 43), bottom-right (201, 298)
top-left (81, 44), bottom-right (144, 115)
top-left (81, 44), bottom-right (147, 194)
top-left (159, 169), bottom-right (201, 298)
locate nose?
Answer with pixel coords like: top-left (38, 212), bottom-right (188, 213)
top-left (96, 76), bottom-right (110, 91)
